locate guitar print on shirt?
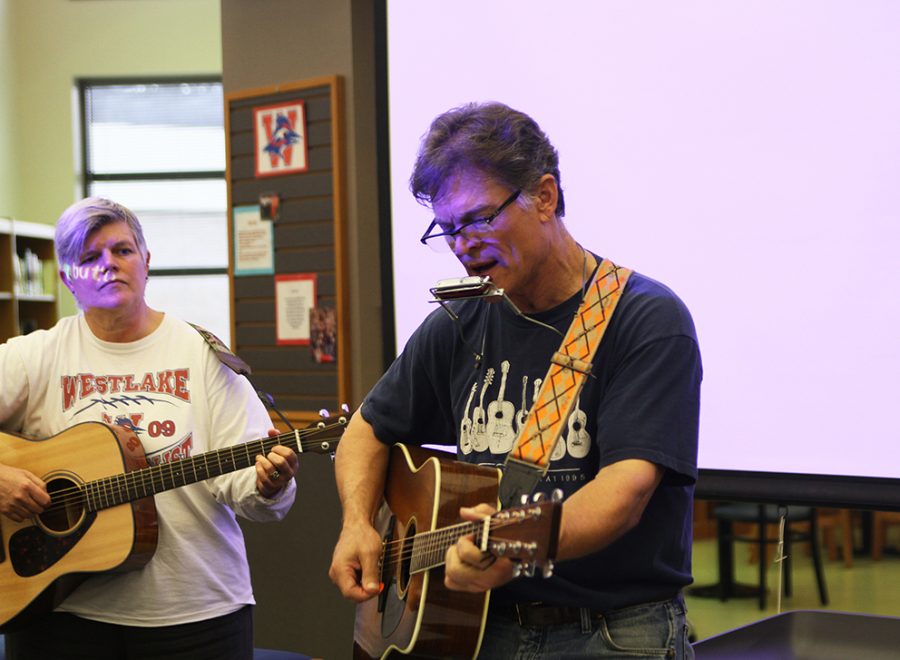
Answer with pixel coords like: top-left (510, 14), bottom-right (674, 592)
top-left (470, 367), bottom-right (494, 452)
top-left (514, 375), bottom-right (529, 434)
top-left (565, 394), bottom-right (591, 459)
top-left (459, 382), bottom-right (478, 455)
top-left (487, 361), bottom-right (516, 454)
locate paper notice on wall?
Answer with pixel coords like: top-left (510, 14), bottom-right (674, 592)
top-left (275, 273), bottom-right (316, 345)
top-left (233, 205), bottom-right (274, 276)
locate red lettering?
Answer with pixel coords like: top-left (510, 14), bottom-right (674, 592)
top-left (173, 369), bottom-right (190, 401)
top-left (141, 373), bottom-right (156, 392)
top-left (61, 376), bottom-right (77, 411)
top-left (79, 374), bottom-right (96, 398)
top-left (157, 370), bottom-right (174, 395)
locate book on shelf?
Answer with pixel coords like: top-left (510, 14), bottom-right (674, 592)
top-left (14, 248), bottom-right (53, 297)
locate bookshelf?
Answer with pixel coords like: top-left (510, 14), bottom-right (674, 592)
top-left (0, 219), bottom-right (58, 343)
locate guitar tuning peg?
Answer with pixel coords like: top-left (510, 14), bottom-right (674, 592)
top-left (511, 563), bottom-right (523, 578)
top-left (531, 492), bottom-right (545, 503)
top-left (319, 408), bottom-right (330, 419)
top-left (522, 563), bottom-right (536, 578)
top-left (551, 488), bottom-right (564, 503)
top-left (341, 403), bottom-right (350, 414)
top-left (542, 561), bottom-right (555, 579)
top-left (520, 494), bottom-right (530, 505)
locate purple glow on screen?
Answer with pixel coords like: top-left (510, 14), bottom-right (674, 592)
top-left (386, 1), bottom-right (900, 479)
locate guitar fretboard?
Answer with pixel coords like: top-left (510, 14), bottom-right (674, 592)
top-left (81, 428), bottom-right (334, 513)
top-left (408, 521), bottom-right (481, 574)
top-left (399, 507), bottom-right (546, 574)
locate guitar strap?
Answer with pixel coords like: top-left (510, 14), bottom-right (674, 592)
top-left (498, 258), bottom-right (632, 508)
top-left (189, 322), bottom-right (252, 376)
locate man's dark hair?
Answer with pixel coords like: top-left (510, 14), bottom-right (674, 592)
top-left (410, 102), bottom-right (565, 217)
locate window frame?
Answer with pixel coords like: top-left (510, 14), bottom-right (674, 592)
top-left (77, 75), bottom-right (227, 279)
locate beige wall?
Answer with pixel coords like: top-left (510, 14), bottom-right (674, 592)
top-left (3, 0), bottom-right (221, 224)
top-left (0, 0), bottom-right (15, 214)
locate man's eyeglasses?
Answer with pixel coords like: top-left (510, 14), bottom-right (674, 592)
top-left (419, 189), bottom-right (521, 253)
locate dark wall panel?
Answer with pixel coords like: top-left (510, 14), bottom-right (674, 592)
top-left (227, 79), bottom-right (349, 419)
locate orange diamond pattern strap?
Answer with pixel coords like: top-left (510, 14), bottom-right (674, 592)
top-left (500, 259), bottom-right (632, 507)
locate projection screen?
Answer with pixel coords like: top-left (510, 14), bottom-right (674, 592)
top-left (379, 1), bottom-right (900, 507)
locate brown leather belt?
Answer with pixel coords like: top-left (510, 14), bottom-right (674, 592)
top-left (490, 599), bottom-right (601, 627)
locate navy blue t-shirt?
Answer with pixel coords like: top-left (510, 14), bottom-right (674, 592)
top-left (362, 262), bottom-right (702, 611)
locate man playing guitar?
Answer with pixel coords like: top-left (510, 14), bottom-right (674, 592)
top-left (329, 103), bottom-right (702, 659)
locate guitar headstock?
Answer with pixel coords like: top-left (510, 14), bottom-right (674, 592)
top-left (482, 498), bottom-right (562, 579)
top-left (298, 405), bottom-right (350, 455)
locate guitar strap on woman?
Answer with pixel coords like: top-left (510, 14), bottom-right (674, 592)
top-left (189, 322), bottom-right (296, 431)
top-left (498, 259), bottom-right (633, 509)
top-left (189, 322), bottom-right (252, 376)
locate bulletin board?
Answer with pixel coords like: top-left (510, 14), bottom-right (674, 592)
top-left (225, 76), bottom-right (349, 424)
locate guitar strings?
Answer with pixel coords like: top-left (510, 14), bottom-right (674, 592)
top-left (31, 423), bottom-right (343, 516)
top-left (380, 515), bottom-right (539, 565)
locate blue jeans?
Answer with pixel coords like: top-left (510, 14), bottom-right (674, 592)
top-left (477, 596), bottom-right (693, 659)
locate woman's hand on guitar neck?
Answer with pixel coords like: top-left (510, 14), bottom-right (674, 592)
top-left (254, 429), bottom-right (299, 499)
top-left (0, 463), bottom-right (51, 523)
top-left (444, 504), bottom-right (517, 594)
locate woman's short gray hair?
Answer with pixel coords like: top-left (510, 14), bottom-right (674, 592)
top-left (410, 102), bottom-right (565, 217)
top-left (55, 197), bottom-right (148, 271)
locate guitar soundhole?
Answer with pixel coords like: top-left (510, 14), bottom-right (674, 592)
top-left (37, 475), bottom-right (86, 536)
top-left (398, 519), bottom-right (415, 594)
top-left (380, 518), bottom-right (416, 638)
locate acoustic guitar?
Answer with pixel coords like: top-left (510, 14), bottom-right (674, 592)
top-left (0, 415), bottom-right (346, 632)
top-left (353, 444), bottom-right (561, 659)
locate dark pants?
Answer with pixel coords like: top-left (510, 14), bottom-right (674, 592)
top-left (5, 605), bottom-right (253, 660)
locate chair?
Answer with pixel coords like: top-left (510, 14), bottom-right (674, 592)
top-left (818, 508), bottom-right (855, 568)
top-left (713, 503), bottom-right (829, 610)
top-left (872, 510), bottom-right (900, 561)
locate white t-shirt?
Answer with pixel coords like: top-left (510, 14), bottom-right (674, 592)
top-left (0, 314), bottom-right (296, 626)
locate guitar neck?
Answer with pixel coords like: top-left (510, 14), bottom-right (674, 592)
top-left (402, 505), bottom-right (550, 574)
top-left (407, 520), bottom-right (483, 574)
top-left (82, 428), bottom-right (333, 512)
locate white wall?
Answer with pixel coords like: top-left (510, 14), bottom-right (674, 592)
top-left (386, 1), bottom-right (900, 480)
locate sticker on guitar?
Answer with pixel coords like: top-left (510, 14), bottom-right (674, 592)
top-left (470, 367), bottom-right (494, 452)
top-left (487, 361), bottom-right (516, 454)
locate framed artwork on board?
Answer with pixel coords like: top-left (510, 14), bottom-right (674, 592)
top-left (253, 100), bottom-right (309, 178)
